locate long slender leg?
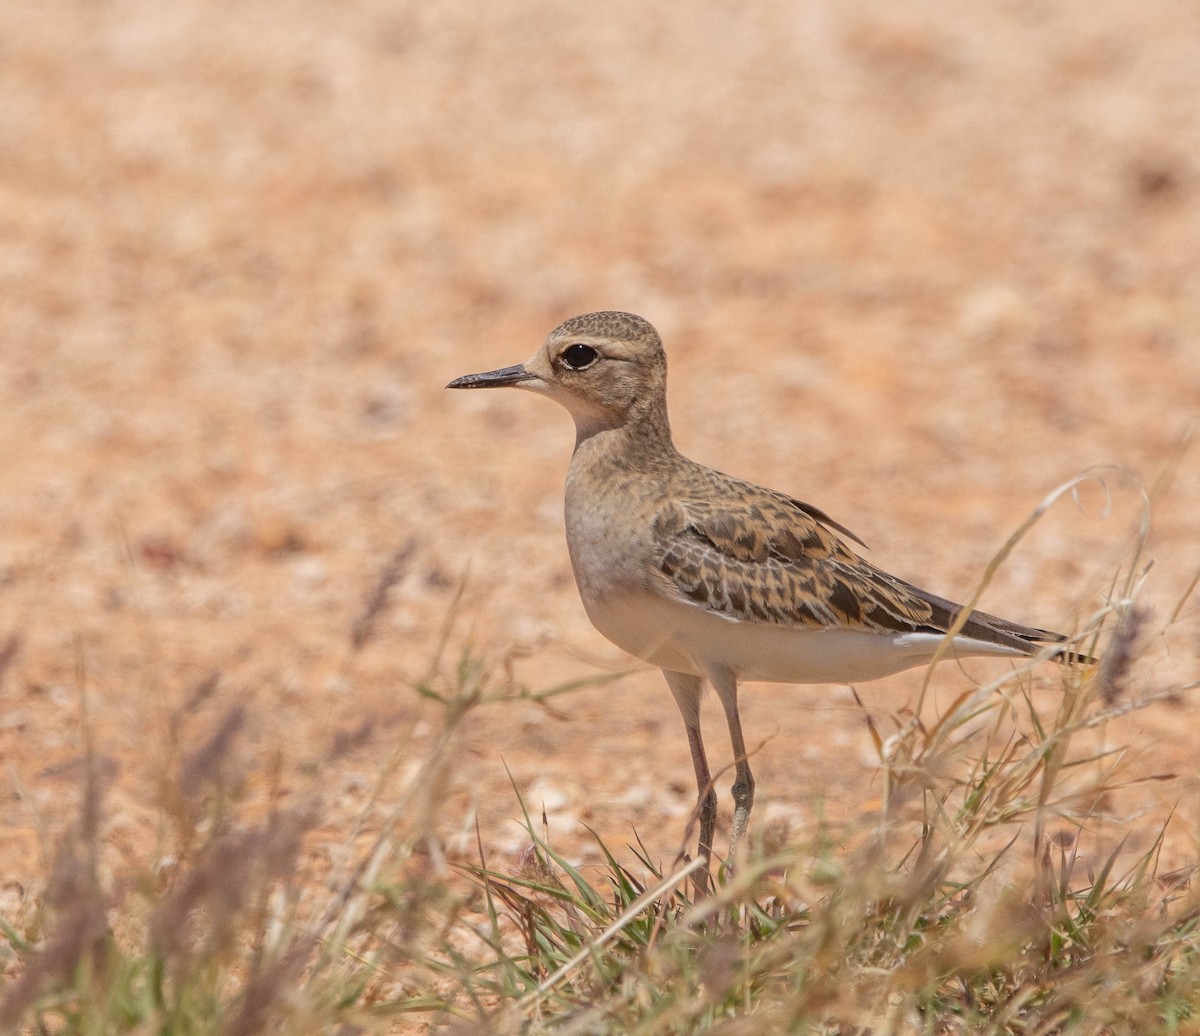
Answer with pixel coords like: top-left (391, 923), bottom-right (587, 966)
top-left (662, 670), bottom-right (716, 870)
top-left (708, 667), bottom-right (755, 860)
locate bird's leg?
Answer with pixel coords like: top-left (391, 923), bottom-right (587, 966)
top-left (663, 670), bottom-right (716, 885)
top-left (710, 668), bottom-right (755, 863)
top-left (683, 723), bottom-right (718, 866)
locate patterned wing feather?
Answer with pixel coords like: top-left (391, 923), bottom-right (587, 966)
top-left (653, 482), bottom-right (932, 634)
top-left (653, 474), bottom-right (1067, 655)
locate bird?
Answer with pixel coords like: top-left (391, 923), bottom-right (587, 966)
top-left (447, 311), bottom-right (1083, 875)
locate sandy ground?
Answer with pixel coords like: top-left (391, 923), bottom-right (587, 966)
top-left (2, 0), bottom-right (1199, 938)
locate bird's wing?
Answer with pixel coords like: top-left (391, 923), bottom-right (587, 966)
top-left (652, 483), bottom-right (1066, 654)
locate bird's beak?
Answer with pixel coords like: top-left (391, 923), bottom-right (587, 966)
top-left (446, 364), bottom-right (537, 390)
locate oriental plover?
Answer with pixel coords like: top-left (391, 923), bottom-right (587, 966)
top-left (448, 311), bottom-right (1084, 874)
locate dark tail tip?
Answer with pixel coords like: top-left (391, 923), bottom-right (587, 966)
top-left (1047, 643), bottom-right (1098, 667)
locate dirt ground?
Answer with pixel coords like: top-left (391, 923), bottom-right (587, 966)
top-left (2, 0), bottom-right (1199, 931)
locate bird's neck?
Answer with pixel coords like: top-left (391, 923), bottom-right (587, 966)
top-left (571, 397), bottom-right (677, 472)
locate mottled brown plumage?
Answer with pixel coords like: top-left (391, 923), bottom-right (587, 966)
top-left (652, 483), bottom-right (1064, 652)
top-left (448, 311), bottom-right (1084, 880)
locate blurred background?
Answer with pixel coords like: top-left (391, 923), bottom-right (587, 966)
top-left (2, 0), bottom-right (1198, 895)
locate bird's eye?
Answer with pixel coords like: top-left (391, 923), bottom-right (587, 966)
top-left (560, 343), bottom-right (598, 370)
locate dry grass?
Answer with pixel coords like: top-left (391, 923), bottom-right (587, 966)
top-left (2, 501), bottom-right (1198, 1034)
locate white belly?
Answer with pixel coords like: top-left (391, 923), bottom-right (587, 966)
top-left (584, 589), bottom-right (1023, 684)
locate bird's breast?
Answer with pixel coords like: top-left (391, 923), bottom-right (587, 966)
top-left (563, 456), bottom-right (668, 610)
